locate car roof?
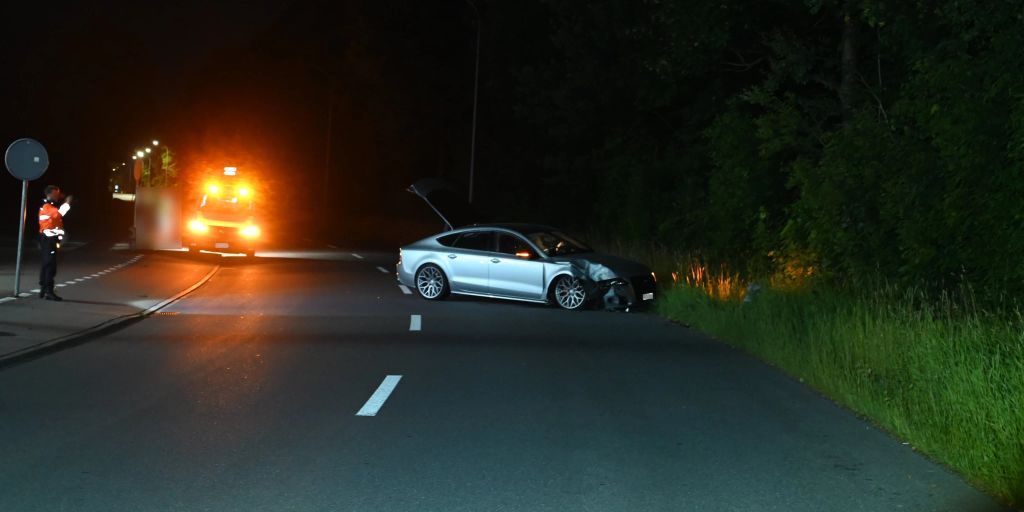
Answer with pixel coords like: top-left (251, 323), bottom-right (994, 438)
top-left (458, 223), bottom-right (559, 234)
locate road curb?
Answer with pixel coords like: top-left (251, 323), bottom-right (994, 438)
top-left (0, 265), bottom-right (221, 369)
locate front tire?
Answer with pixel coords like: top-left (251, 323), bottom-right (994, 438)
top-left (415, 264), bottom-right (450, 300)
top-left (552, 275), bottom-right (587, 310)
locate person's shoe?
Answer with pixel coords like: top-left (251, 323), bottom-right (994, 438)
top-left (43, 288), bottom-right (63, 301)
top-left (38, 287), bottom-right (45, 298)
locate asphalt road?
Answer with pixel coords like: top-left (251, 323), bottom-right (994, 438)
top-left (0, 247), bottom-right (1006, 511)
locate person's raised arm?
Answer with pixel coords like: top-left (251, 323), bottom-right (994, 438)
top-left (58, 195), bottom-right (72, 216)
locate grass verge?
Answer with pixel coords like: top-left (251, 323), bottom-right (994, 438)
top-left (655, 282), bottom-right (1024, 505)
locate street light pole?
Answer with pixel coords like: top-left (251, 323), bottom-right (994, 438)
top-left (466, 0), bottom-right (481, 204)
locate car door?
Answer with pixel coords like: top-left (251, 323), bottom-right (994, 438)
top-left (444, 230), bottom-right (494, 294)
top-left (489, 233), bottom-right (546, 300)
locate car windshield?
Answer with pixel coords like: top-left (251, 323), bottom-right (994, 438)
top-left (200, 197), bottom-right (252, 219)
top-left (525, 230), bottom-right (591, 256)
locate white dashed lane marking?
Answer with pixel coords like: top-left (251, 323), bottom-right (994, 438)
top-left (351, 253), bottom-right (364, 260)
top-left (376, 266), bottom-right (388, 274)
top-left (398, 284), bottom-right (412, 295)
top-left (356, 375), bottom-right (403, 417)
top-left (2, 254), bottom-right (145, 303)
top-left (409, 314), bottom-right (421, 331)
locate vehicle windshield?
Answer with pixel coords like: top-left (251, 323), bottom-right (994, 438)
top-left (200, 196), bottom-right (252, 219)
top-left (525, 230), bottom-right (591, 256)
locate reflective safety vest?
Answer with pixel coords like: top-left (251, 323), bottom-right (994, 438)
top-left (39, 201), bottom-right (69, 238)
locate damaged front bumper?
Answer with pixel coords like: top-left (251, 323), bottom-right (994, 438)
top-left (593, 274), bottom-right (656, 311)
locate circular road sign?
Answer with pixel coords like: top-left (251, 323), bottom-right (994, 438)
top-left (4, 138), bottom-right (49, 181)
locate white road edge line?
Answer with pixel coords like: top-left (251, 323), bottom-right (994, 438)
top-left (356, 375), bottom-right (403, 417)
top-left (17, 293), bottom-right (30, 298)
top-left (376, 266), bottom-right (388, 274)
top-left (141, 265), bottom-right (220, 316)
top-left (0, 265), bottom-right (221, 364)
top-left (0, 297), bottom-right (14, 304)
top-left (398, 284), bottom-right (412, 295)
top-left (351, 253), bottom-right (364, 259)
top-left (409, 314), bottom-right (421, 331)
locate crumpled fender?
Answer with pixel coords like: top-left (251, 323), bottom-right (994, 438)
top-left (561, 259), bottom-right (636, 311)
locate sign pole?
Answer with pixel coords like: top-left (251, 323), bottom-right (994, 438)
top-left (13, 179), bottom-right (27, 296)
top-left (5, 138), bottom-right (50, 298)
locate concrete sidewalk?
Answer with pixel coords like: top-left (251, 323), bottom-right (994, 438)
top-left (0, 251), bottom-right (218, 365)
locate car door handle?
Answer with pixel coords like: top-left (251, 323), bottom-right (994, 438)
top-left (491, 258), bottom-right (500, 263)
top-left (447, 254), bottom-right (457, 259)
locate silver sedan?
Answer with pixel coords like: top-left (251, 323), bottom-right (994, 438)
top-left (396, 223), bottom-right (656, 310)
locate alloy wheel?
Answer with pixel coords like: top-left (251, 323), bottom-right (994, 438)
top-left (554, 276), bottom-right (586, 309)
top-left (417, 266), bottom-right (446, 299)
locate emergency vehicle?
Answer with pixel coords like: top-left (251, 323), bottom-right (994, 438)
top-left (183, 167), bottom-right (260, 257)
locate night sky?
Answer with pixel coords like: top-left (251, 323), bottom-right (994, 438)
top-left (1, 1), bottom-right (477, 241)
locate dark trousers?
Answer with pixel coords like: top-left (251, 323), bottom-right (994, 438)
top-left (39, 234), bottom-right (59, 289)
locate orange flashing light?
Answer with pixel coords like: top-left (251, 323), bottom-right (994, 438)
top-left (514, 251), bottom-right (532, 259)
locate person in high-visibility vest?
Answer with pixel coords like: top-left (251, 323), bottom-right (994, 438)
top-left (38, 185), bottom-right (73, 301)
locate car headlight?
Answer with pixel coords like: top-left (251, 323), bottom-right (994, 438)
top-left (240, 224), bottom-right (260, 238)
top-left (188, 219), bottom-right (209, 234)
top-left (598, 278), bottom-right (629, 290)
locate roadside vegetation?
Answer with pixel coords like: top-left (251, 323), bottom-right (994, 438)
top-left (606, 241), bottom-right (1024, 505)
top-left (479, 1), bottom-right (1024, 506)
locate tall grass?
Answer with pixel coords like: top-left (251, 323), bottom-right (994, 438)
top-left (601, 240), bottom-right (1024, 506)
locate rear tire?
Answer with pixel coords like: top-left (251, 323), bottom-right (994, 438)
top-left (415, 264), bottom-right (450, 300)
top-left (552, 275), bottom-right (587, 310)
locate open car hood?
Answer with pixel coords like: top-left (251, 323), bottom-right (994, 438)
top-left (407, 178), bottom-right (486, 230)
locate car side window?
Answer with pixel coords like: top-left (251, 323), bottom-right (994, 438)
top-left (497, 234), bottom-right (534, 256)
top-left (452, 231), bottom-right (494, 252)
top-left (437, 233), bottom-right (460, 247)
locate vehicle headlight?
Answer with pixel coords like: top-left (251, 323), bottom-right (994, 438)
top-left (188, 219), bottom-right (209, 234)
top-left (599, 278), bottom-right (628, 290)
top-left (240, 224), bottom-right (260, 238)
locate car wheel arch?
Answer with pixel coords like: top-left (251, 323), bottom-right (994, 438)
top-left (545, 271), bottom-right (586, 302)
top-left (414, 261), bottom-right (452, 299)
